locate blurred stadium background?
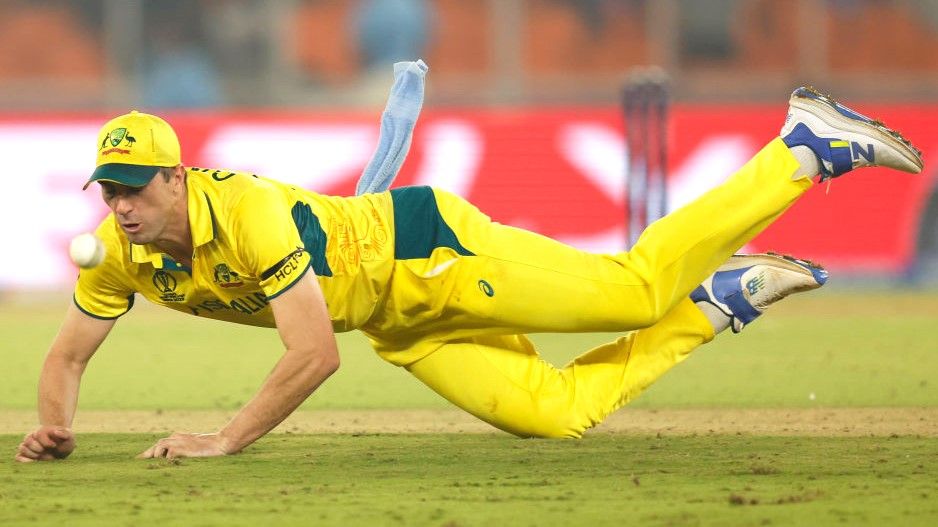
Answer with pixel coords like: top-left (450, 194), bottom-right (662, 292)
top-left (3, 6), bottom-right (937, 525)
top-left (1, 0), bottom-right (937, 291)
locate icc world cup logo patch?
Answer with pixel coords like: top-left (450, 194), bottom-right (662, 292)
top-left (152, 270), bottom-right (185, 302)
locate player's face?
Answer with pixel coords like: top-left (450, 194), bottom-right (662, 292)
top-left (99, 171), bottom-right (184, 244)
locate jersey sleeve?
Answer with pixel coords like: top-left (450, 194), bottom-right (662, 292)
top-left (231, 184), bottom-right (312, 300)
top-left (73, 225), bottom-right (136, 319)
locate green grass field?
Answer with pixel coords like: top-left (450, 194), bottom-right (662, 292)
top-left (2, 435), bottom-right (935, 526)
top-left (2, 290), bottom-right (937, 526)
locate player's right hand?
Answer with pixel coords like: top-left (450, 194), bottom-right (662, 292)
top-left (14, 426), bottom-right (75, 463)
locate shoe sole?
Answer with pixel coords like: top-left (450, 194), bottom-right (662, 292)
top-left (790, 86), bottom-right (924, 173)
top-left (723, 252), bottom-right (828, 285)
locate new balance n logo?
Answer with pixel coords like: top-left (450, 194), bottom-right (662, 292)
top-left (746, 274), bottom-right (766, 295)
top-left (830, 140), bottom-right (874, 163)
top-left (851, 142), bottom-right (874, 162)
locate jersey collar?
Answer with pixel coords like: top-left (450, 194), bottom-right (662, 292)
top-left (129, 181), bottom-right (218, 267)
top-left (188, 188), bottom-right (218, 248)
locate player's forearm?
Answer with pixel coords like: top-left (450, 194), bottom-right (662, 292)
top-left (37, 353), bottom-right (87, 428)
top-left (219, 347), bottom-right (339, 452)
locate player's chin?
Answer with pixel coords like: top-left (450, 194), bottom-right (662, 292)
top-left (123, 227), bottom-right (152, 244)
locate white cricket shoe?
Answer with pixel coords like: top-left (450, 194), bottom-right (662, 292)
top-left (691, 253), bottom-right (828, 333)
top-left (781, 86), bottom-right (923, 180)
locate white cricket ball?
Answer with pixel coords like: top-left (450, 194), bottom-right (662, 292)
top-left (69, 233), bottom-right (106, 269)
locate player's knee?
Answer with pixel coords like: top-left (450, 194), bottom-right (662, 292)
top-left (627, 297), bottom-right (669, 329)
top-left (611, 268), bottom-right (670, 329)
top-left (519, 427), bottom-right (584, 440)
top-left (504, 414), bottom-right (587, 439)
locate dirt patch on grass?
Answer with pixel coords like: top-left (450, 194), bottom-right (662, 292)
top-left (1, 407), bottom-right (936, 436)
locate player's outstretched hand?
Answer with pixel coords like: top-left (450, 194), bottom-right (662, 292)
top-left (15, 426), bottom-right (75, 463)
top-left (137, 432), bottom-right (233, 460)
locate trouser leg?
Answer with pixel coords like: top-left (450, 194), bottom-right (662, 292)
top-left (402, 299), bottom-right (713, 438)
top-left (424, 138), bottom-right (811, 333)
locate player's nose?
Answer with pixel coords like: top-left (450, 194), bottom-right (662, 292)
top-left (112, 196), bottom-right (133, 215)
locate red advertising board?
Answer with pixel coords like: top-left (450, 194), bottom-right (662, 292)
top-left (0, 105), bottom-right (935, 288)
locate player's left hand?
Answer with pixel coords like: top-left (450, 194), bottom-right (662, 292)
top-left (137, 432), bottom-right (233, 460)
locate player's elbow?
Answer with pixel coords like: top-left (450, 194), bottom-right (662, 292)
top-left (307, 345), bottom-right (340, 377)
top-left (286, 344), bottom-right (340, 382)
top-left (320, 348), bottom-right (340, 377)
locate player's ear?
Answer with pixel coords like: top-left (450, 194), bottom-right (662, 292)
top-left (172, 164), bottom-right (187, 189)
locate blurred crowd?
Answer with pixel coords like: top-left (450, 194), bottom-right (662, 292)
top-left (0, 0), bottom-right (936, 109)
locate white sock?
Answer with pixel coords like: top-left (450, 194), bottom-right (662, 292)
top-left (695, 301), bottom-right (731, 334)
top-left (789, 145), bottom-right (821, 180)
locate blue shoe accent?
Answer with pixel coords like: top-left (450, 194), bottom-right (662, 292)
top-left (771, 253), bottom-right (828, 287)
top-left (692, 253), bottom-right (828, 334)
top-left (807, 264), bottom-right (829, 286)
top-left (710, 267), bottom-right (749, 304)
top-left (709, 267), bottom-right (762, 328)
top-left (689, 284), bottom-right (711, 305)
top-left (782, 122), bottom-right (854, 180)
top-left (722, 290), bottom-right (762, 326)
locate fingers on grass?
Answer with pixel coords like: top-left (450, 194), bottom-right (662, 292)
top-left (23, 437), bottom-right (46, 455)
top-left (16, 445), bottom-right (56, 462)
top-left (16, 444), bottom-right (40, 460)
top-left (138, 438), bottom-right (187, 460)
top-left (35, 433), bottom-right (58, 449)
top-left (154, 439), bottom-right (173, 459)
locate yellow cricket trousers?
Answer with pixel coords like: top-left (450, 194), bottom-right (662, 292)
top-left (363, 138), bottom-right (811, 438)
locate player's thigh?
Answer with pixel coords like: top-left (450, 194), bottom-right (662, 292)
top-left (431, 189), bottom-right (664, 330)
top-left (404, 334), bottom-right (588, 438)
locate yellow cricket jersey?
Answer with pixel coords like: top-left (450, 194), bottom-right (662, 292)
top-left (75, 167), bottom-right (396, 331)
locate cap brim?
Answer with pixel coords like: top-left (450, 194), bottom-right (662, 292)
top-left (84, 164), bottom-right (160, 190)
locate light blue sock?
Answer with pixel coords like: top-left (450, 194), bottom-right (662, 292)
top-left (356, 60), bottom-right (428, 195)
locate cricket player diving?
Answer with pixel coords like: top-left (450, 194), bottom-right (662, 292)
top-left (15, 87), bottom-right (923, 462)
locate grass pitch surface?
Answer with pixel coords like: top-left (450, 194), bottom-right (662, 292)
top-left (2, 290), bottom-right (937, 526)
top-left (2, 290), bottom-right (937, 410)
top-left (2, 434), bottom-right (937, 527)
